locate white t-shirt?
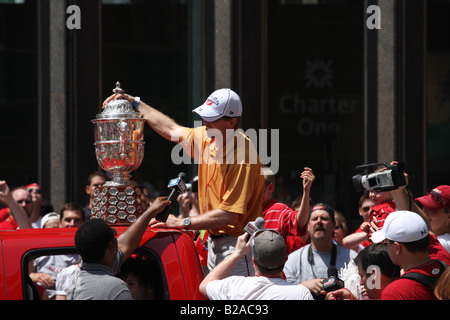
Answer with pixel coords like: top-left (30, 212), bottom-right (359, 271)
top-left (283, 242), bottom-right (357, 284)
top-left (33, 254), bottom-right (81, 299)
top-left (206, 276), bottom-right (313, 300)
top-left (55, 264), bottom-right (80, 297)
top-left (438, 233), bottom-right (450, 254)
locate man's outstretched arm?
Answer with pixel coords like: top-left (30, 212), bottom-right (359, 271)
top-left (103, 93), bottom-right (185, 142)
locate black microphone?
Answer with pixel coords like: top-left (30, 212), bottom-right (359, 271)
top-left (156, 172), bottom-right (187, 222)
top-left (322, 266), bottom-right (345, 292)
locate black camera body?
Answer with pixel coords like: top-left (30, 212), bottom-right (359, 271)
top-left (322, 266), bottom-right (345, 292)
top-left (352, 162), bottom-right (407, 192)
top-left (322, 276), bottom-right (345, 292)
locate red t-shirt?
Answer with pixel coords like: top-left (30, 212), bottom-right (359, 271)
top-left (0, 207), bottom-right (9, 221)
top-left (428, 233), bottom-right (450, 265)
top-left (0, 207), bottom-right (18, 230)
top-left (381, 259), bottom-right (446, 300)
top-left (263, 199), bottom-right (307, 254)
top-left (381, 234), bottom-right (450, 300)
top-left (369, 201), bottom-right (396, 230)
top-left (355, 225), bottom-right (371, 248)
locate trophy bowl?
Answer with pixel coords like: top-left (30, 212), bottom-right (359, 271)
top-left (91, 82), bottom-right (146, 186)
top-left (93, 119), bottom-right (145, 186)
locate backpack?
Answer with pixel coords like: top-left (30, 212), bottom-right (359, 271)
top-left (399, 260), bottom-right (448, 289)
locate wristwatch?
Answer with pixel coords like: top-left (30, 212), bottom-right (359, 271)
top-left (183, 217), bottom-right (191, 229)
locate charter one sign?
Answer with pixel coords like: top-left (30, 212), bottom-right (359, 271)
top-left (279, 59), bottom-right (359, 137)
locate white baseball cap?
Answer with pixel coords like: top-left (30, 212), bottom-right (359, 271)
top-left (41, 212), bottom-right (60, 228)
top-left (192, 89), bottom-right (242, 122)
top-left (371, 210), bottom-right (428, 244)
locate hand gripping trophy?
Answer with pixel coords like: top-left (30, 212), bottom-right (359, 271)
top-left (90, 82), bottom-right (151, 226)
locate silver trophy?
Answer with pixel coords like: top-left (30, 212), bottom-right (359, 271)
top-left (91, 82), bottom-right (151, 225)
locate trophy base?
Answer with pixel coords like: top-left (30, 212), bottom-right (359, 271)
top-left (90, 185), bottom-right (151, 226)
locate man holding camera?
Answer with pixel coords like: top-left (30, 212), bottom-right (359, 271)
top-left (355, 161), bottom-right (450, 250)
top-left (199, 230), bottom-right (313, 300)
top-left (352, 161), bottom-right (412, 243)
top-left (283, 203), bottom-right (357, 298)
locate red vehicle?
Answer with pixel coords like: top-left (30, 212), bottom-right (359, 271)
top-left (0, 226), bottom-right (205, 300)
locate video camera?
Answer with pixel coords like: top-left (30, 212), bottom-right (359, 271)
top-left (352, 162), bottom-right (407, 193)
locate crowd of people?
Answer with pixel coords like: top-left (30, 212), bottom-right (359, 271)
top-left (198, 173), bottom-right (450, 301)
top-left (1, 87), bottom-right (449, 300)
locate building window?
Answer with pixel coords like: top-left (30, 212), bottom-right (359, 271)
top-left (0, 1), bottom-right (38, 187)
top-left (426, 0), bottom-right (450, 188)
top-left (101, 0), bottom-right (191, 194)
top-left (267, 0), bottom-right (364, 222)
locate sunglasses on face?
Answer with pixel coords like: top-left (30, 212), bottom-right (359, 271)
top-left (27, 188), bottom-right (41, 194)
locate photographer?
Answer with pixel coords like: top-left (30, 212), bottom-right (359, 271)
top-left (199, 231), bottom-right (313, 300)
top-left (283, 204), bottom-right (357, 298)
top-left (352, 161), bottom-right (412, 242)
top-left (362, 160), bottom-right (444, 245)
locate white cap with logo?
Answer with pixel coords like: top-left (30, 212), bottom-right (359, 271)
top-left (371, 210), bottom-right (428, 244)
top-left (192, 88), bottom-right (242, 122)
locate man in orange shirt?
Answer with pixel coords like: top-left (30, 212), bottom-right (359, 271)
top-left (104, 88), bottom-right (265, 276)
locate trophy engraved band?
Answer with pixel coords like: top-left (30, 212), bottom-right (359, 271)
top-left (91, 82), bottom-right (151, 226)
top-left (91, 185), bottom-right (150, 225)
